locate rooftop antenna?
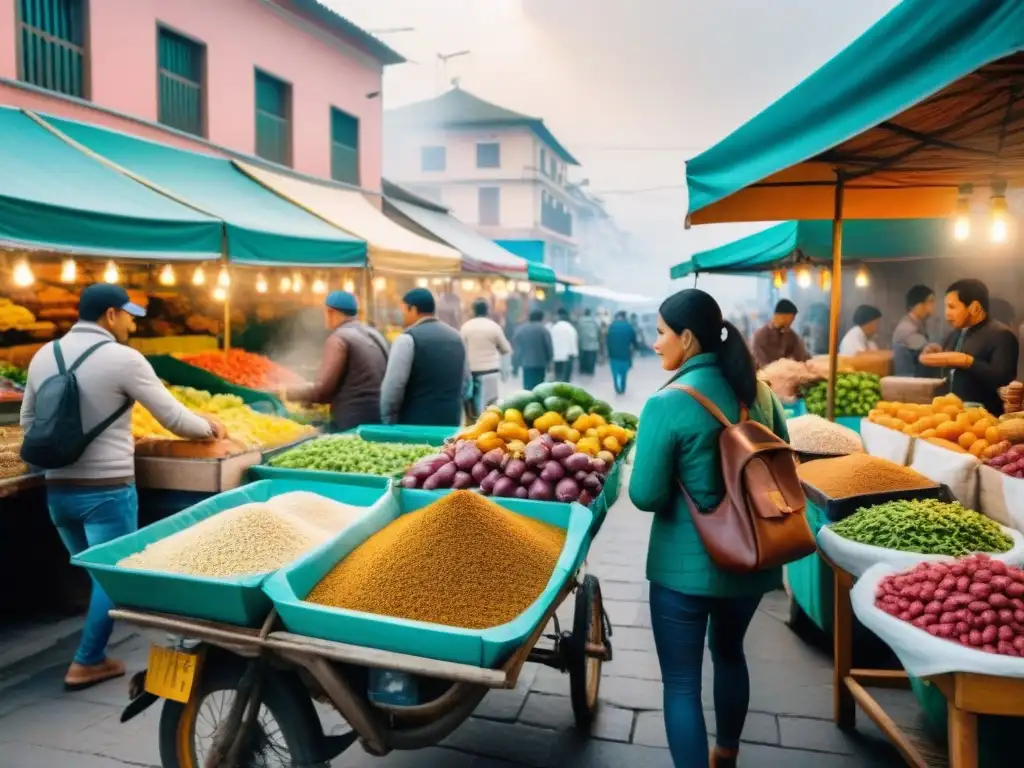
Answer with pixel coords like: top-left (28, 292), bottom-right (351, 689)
top-left (437, 49), bottom-right (470, 93)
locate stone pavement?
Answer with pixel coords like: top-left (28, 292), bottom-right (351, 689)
top-left (0, 359), bottom-right (930, 767)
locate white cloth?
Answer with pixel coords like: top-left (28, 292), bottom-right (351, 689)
top-left (909, 438), bottom-right (980, 508)
top-left (839, 325), bottom-right (880, 357)
top-left (460, 317), bottom-right (511, 373)
top-left (550, 321), bottom-right (579, 363)
top-left (860, 418), bottom-right (914, 465)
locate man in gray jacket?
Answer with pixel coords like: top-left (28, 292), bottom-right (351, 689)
top-left (20, 284), bottom-right (223, 690)
top-left (513, 310), bottom-right (554, 389)
top-left (576, 309), bottom-right (600, 376)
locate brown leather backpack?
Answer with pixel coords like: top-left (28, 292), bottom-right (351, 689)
top-left (670, 384), bottom-right (815, 574)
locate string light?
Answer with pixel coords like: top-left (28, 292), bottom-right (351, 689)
top-left (431, 278), bottom-right (445, 287)
top-left (192, 266), bottom-right (206, 286)
top-left (343, 279), bottom-right (355, 293)
top-left (373, 276), bottom-right (387, 292)
top-left (855, 267), bottom-right (870, 288)
top-left (292, 273), bottom-right (303, 293)
top-left (492, 279), bottom-right (506, 294)
top-left (255, 273), bottom-right (268, 293)
top-left (795, 265), bottom-right (812, 289)
top-left (280, 276), bottom-right (292, 293)
top-left (771, 269), bottom-right (787, 289)
top-left (158, 265), bottom-right (176, 286)
top-left (103, 260), bottom-right (119, 284)
top-left (416, 277), bottom-right (429, 288)
top-left (60, 258), bottom-right (76, 284)
top-left (212, 286), bottom-right (227, 302)
top-left (535, 288), bottom-right (546, 300)
top-left (819, 268), bottom-right (832, 292)
top-left (217, 266), bottom-right (231, 288)
top-left (990, 183), bottom-right (1009, 244)
top-left (12, 258), bottom-right (34, 287)
top-left (312, 277), bottom-right (327, 294)
top-left (517, 281), bottom-right (531, 293)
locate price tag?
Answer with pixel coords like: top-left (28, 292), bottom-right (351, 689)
top-left (145, 645), bottom-right (201, 703)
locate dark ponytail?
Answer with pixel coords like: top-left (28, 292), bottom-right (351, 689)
top-left (659, 289), bottom-right (758, 407)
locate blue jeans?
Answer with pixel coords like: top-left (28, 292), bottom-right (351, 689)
top-left (48, 485), bottom-right (138, 665)
top-left (609, 357), bottom-right (631, 394)
top-left (649, 583), bottom-right (762, 767)
top-left (522, 367), bottom-right (546, 390)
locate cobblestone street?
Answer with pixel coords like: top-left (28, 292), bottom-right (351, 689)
top-left (0, 359), bottom-right (924, 767)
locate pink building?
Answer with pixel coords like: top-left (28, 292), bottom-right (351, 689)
top-left (0, 0), bottom-right (402, 189)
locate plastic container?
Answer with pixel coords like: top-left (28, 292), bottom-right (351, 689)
top-left (350, 424), bottom-right (458, 447)
top-left (72, 478), bottom-right (391, 627)
top-left (147, 354), bottom-right (288, 416)
top-left (263, 489), bottom-right (596, 668)
top-left (801, 481), bottom-right (954, 523)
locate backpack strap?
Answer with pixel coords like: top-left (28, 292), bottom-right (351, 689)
top-left (83, 398), bottom-right (134, 442)
top-left (53, 340), bottom-right (67, 376)
top-left (68, 340), bottom-right (113, 373)
top-left (668, 384), bottom-right (747, 427)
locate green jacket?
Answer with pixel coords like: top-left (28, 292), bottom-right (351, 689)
top-left (628, 353), bottom-right (789, 598)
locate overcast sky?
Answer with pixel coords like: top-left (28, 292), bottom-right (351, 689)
top-left (327, 0), bottom-right (900, 303)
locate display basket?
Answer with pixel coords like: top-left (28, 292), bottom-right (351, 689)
top-left (147, 354), bottom-right (288, 417)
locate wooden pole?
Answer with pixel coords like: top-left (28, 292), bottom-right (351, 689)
top-left (826, 174), bottom-right (845, 422)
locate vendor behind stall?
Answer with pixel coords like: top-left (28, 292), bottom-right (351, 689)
top-left (838, 304), bottom-right (882, 357)
top-left (20, 284), bottom-right (224, 691)
top-left (283, 291), bottom-right (389, 432)
top-left (892, 285), bottom-right (941, 377)
top-left (751, 300), bottom-right (809, 368)
top-left (921, 279), bottom-right (1020, 415)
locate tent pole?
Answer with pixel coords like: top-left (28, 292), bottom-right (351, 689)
top-left (826, 173), bottom-right (846, 421)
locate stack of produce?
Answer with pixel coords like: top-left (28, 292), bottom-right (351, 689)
top-left (758, 358), bottom-right (825, 402)
top-left (269, 436), bottom-right (435, 476)
top-left (178, 349), bottom-right (304, 390)
top-left (796, 453), bottom-right (936, 498)
top-left (869, 394), bottom-right (1002, 458)
top-left (306, 490), bottom-right (566, 629)
top-left (984, 417), bottom-right (1024, 477)
top-left (788, 415), bottom-right (864, 456)
top-left (0, 298), bottom-right (36, 330)
top-left (282, 400), bottom-right (331, 425)
top-left (0, 425), bottom-right (26, 480)
top-left (0, 365), bottom-right (23, 402)
top-left (1000, 382), bottom-right (1023, 415)
top-left (831, 499), bottom-right (1013, 557)
top-left (119, 492), bottom-right (368, 577)
top-left (874, 554), bottom-right (1024, 656)
top-left (0, 362), bottom-right (27, 386)
top-left (802, 372), bottom-right (881, 418)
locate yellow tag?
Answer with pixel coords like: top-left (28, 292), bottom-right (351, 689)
top-left (145, 645), bottom-right (201, 704)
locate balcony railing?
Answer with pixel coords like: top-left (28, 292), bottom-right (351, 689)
top-left (158, 71), bottom-right (203, 136)
top-left (20, 23), bottom-right (84, 97)
top-left (331, 142), bottom-right (359, 185)
top-left (256, 111), bottom-right (291, 166)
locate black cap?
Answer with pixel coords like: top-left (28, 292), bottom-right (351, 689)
top-left (402, 288), bottom-right (435, 314)
top-left (78, 284), bottom-right (146, 322)
top-left (774, 299), bottom-right (798, 315)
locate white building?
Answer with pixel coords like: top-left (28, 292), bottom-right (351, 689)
top-left (567, 184), bottom-right (633, 287)
top-left (384, 87), bottom-right (581, 276)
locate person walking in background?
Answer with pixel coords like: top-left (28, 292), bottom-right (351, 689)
top-left (892, 285), bottom-right (941, 377)
top-left (750, 299), bottom-right (809, 368)
top-left (630, 313), bottom-right (649, 356)
top-left (550, 308), bottom-right (579, 382)
top-left (381, 288), bottom-right (469, 427)
top-left (283, 291), bottom-right (389, 432)
top-left (606, 311), bottom-right (638, 395)
top-left (577, 309), bottom-right (601, 376)
top-left (513, 310), bottom-right (554, 389)
top-left (461, 298), bottom-right (512, 421)
top-left (838, 305), bottom-right (883, 357)
top-left (629, 288), bottom-right (790, 768)
top-left (20, 284), bottom-right (224, 690)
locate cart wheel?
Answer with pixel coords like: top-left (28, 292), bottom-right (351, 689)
top-left (158, 654), bottom-right (329, 768)
top-left (569, 574), bottom-right (605, 731)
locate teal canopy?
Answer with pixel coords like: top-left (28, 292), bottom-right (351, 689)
top-left (686, 0), bottom-right (1024, 224)
top-left (0, 108), bottom-right (221, 259)
top-left (527, 262), bottom-right (556, 284)
top-left (43, 115), bottom-right (367, 267)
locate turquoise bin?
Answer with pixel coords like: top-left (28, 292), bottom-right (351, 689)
top-left (785, 499), bottom-right (834, 632)
top-left (72, 479), bottom-right (391, 627)
top-left (263, 488), bottom-right (596, 668)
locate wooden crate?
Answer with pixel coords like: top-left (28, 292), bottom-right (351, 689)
top-left (134, 449), bottom-right (262, 493)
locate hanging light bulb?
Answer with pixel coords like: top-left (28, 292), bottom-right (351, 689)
top-left (461, 278), bottom-right (475, 291)
top-left (212, 286), bottom-right (227, 302)
top-left (103, 260), bottom-right (119, 284)
top-left (312, 277), bottom-right (327, 294)
top-left (343, 279), bottom-right (355, 293)
top-left (416, 277), bottom-right (429, 288)
top-left (280, 275), bottom-right (292, 293)
top-left (796, 265), bottom-right (812, 289)
top-left (217, 266), bottom-right (231, 288)
top-left (990, 183), bottom-right (1009, 244)
top-left (158, 264), bottom-right (176, 286)
top-left (819, 268), bottom-right (832, 292)
top-left (292, 273), bottom-right (303, 293)
top-left (60, 258), bottom-right (77, 284)
top-left (771, 269), bottom-right (787, 290)
top-left (535, 288), bottom-right (546, 300)
top-left (855, 267), bottom-right (870, 288)
top-left (12, 257), bottom-right (34, 287)
top-left (431, 278), bottom-right (445, 287)
top-left (255, 273), bottom-right (268, 293)
top-left (952, 184), bottom-right (972, 242)
top-left (373, 277), bottom-right (387, 292)
top-left (192, 265), bottom-right (206, 286)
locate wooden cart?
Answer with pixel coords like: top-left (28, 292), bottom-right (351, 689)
top-left (826, 553), bottom-right (1024, 767)
top-left (111, 568), bottom-right (612, 768)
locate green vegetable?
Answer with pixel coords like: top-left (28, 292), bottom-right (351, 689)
top-left (0, 363), bottom-right (26, 387)
top-left (802, 372), bottom-right (881, 418)
top-left (532, 383), bottom-right (558, 401)
top-left (522, 402), bottom-right (545, 425)
top-left (553, 382), bottom-right (576, 400)
top-left (589, 400), bottom-right (613, 418)
top-left (830, 499), bottom-right (1014, 557)
top-left (542, 396), bottom-right (570, 414)
top-left (609, 411), bottom-right (638, 429)
top-left (498, 390), bottom-right (540, 412)
top-left (268, 436), bottom-right (435, 476)
top-left (565, 405), bottom-right (585, 423)
top-left (570, 386), bottom-right (594, 409)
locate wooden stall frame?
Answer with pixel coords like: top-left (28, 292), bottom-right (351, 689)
top-left (824, 550), bottom-right (1024, 768)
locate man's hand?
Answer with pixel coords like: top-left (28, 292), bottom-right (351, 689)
top-left (920, 351), bottom-right (974, 369)
top-left (203, 415), bottom-right (228, 441)
top-left (922, 343), bottom-right (943, 355)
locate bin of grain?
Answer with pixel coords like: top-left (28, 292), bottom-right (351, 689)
top-left (266, 491), bottom-right (369, 534)
top-left (306, 490), bottom-right (567, 630)
top-left (788, 415), bottom-right (863, 459)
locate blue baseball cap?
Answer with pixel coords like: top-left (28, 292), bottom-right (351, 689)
top-left (78, 283), bottom-right (146, 322)
top-left (325, 290), bottom-right (358, 315)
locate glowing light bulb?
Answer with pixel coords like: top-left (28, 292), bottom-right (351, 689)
top-left (373, 277), bottom-right (387, 292)
top-left (212, 286), bottom-right (227, 302)
top-left (416, 277), bottom-right (429, 288)
top-left (103, 260), bottom-right (119, 284)
top-left (855, 267), bottom-right (870, 288)
top-left (255, 274), bottom-right (268, 293)
top-left (12, 258), bottom-right (34, 287)
top-left (343, 279), bottom-right (355, 293)
top-left (312, 278), bottom-right (327, 294)
top-left (461, 279), bottom-right (475, 291)
top-left (535, 288), bottom-right (546, 300)
top-left (292, 274), bottom-right (303, 293)
top-left (819, 268), bottom-right (832, 292)
top-left (796, 266), bottom-right (811, 289)
top-left (991, 216), bottom-right (1008, 243)
top-left (280, 276), bottom-right (292, 293)
top-left (953, 216), bottom-right (970, 242)
top-left (492, 280), bottom-right (506, 294)
top-left (192, 266), bottom-right (206, 286)
top-left (431, 278), bottom-right (445, 287)
top-left (60, 258), bottom-right (76, 284)
top-left (989, 193), bottom-right (1010, 244)
top-left (158, 265), bottom-right (176, 286)
top-left (217, 266), bottom-right (231, 288)
top-left (771, 270), bottom-right (786, 290)
top-left (517, 281), bottom-right (531, 293)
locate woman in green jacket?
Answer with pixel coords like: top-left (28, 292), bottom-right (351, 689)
top-left (629, 289), bottom-right (789, 768)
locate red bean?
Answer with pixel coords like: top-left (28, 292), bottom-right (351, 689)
top-left (1015, 609), bottom-right (1024, 623)
top-left (1008, 582), bottom-right (1024, 598)
top-left (908, 601), bottom-right (925, 619)
top-left (957, 576), bottom-right (971, 592)
top-left (975, 569), bottom-right (993, 583)
top-left (999, 609), bottom-right (1015, 625)
top-left (1013, 636), bottom-right (1024, 652)
top-left (998, 641), bottom-right (1017, 656)
top-left (969, 630), bottom-right (983, 646)
top-left (875, 586), bottom-right (887, 600)
top-left (969, 583), bottom-right (992, 599)
top-left (982, 644), bottom-right (997, 654)
top-left (899, 611), bottom-right (912, 621)
top-left (938, 576), bottom-right (957, 591)
top-left (933, 589), bottom-right (950, 601)
top-left (989, 593), bottom-right (1010, 608)
top-left (939, 611), bottom-right (958, 624)
top-left (969, 601), bottom-right (991, 614)
top-left (898, 598), bottom-right (911, 610)
top-left (982, 625), bottom-right (998, 645)
top-left (981, 610), bottom-right (998, 626)
top-left (959, 634), bottom-right (972, 646)
top-left (999, 625), bottom-right (1014, 642)
top-left (990, 576), bottom-right (1011, 593)
top-left (991, 561), bottom-right (1007, 575)
top-left (965, 562), bottom-right (979, 576)
top-left (955, 621), bottom-right (970, 634)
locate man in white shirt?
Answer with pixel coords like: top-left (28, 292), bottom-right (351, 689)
top-left (839, 304), bottom-right (883, 357)
top-left (550, 308), bottom-right (579, 382)
top-left (461, 299), bottom-right (512, 419)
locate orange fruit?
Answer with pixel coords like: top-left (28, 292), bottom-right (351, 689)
top-left (921, 429), bottom-right (938, 439)
top-left (985, 426), bottom-right (1001, 444)
top-left (969, 439), bottom-right (988, 458)
top-left (958, 432), bottom-right (978, 449)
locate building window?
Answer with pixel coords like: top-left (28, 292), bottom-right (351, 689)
top-left (478, 187), bottom-right (500, 226)
top-left (539, 147), bottom-right (547, 176)
top-left (421, 146), bottom-right (446, 172)
top-left (330, 107), bottom-right (359, 185)
top-left (476, 142), bottom-right (500, 169)
top-left (541, 191), bottom-right (573, 236)
top-left (18, 0), bottom-right (86, 97)
top-left (255, 70), bottom-right (291, 166)
top-left (157, 28), bottom-right (204, 137)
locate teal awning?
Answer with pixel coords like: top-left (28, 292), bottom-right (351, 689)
top-left (42, 115), bottom-right (367, 267)
top-left (527, 262), bottom-right (556, 284)
top-left (672, 223), bottom-right (797, 278)
top-left (686, 0), bottom-right (1024, 224)
top-left (0, 108), bottom-right (221, 259)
